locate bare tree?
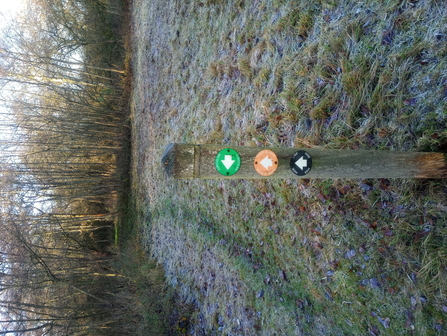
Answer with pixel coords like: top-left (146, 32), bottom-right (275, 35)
top-left (0, 0), bottom-right (131, 334)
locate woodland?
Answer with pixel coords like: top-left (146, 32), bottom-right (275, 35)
top-left (0, 0), bottom-right (131, 334)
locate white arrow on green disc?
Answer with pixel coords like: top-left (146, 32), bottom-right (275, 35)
top-left (222, 155), bottom-right (235, 169)
top-left (215, 148), bottom-right (241, 176)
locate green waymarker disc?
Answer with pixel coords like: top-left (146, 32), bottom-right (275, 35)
top-left (215, 148), bottom-right (241, 176)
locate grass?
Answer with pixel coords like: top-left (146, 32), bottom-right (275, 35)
top-left (130, 0), bottom-right (447, 334)
top-left (114, 194), bottom-right (198, 335)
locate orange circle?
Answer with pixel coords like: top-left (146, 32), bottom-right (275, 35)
top-left (254, 150), bottom-right (278, 176)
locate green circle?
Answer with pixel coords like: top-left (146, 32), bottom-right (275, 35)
top-left (214, 148), bottom-right (241, 176)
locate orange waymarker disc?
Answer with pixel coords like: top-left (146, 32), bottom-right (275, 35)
top-left (254, 150), bottom-right (278, 176)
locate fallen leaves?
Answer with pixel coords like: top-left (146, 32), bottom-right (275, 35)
top-left (359, 181), bottom-right (373, 191)
top-left (383, 227), bottom-right (393, 237)
top-left (405, 310), bottom-right (414, 329)
top-left (279, 269), bottom-right (288, 282)
top-left (317, 193), bottom-right (327, 203)
top-left (360, 105), bottom-right (371, 116)
top-left (369, 325), bottom-right (380, 335)
top-left (263, 274), bottom-right (271, 285)
top-left (378, 316), bottom-right (390, 328)
top-left (382, 30), bottom-right (394, 45)
top-left (296, 298), bottom-right (309, 309)
top-left (378, 178), bottom-right (391, 191)
top-left (387, 286), bottom-right (399, 294)
top-left (370, 277), bottom-right (381, 289)
top-left (370, 311), bottom-right (390, 328)
top-left (403, 98), bottom-right (417, 106)
top-left (310, 227), bottom-right (322, 236)
top-left (345, 249), bottom-right (356, 259)
top-left (413, 229), bottom-right (430, 243)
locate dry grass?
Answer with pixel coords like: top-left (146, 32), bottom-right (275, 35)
top-left (131, 0), bottom-right (447, 334)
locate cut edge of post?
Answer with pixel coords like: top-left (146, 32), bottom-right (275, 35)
top-left (414, 152), bottom-right (447, 178)
top-left (162, 143), bottom-right (196, 178)
top-left (161, 143), bottom-right (175, 177)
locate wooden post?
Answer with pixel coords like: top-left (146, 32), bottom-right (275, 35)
top-left (162, 143), bottom-right (447, 179)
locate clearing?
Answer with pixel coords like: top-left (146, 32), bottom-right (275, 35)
top-left (130, 0), bottom-right (447, 334)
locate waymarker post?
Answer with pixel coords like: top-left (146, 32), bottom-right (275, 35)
top-left (162, 143), bottom-right (447, 179)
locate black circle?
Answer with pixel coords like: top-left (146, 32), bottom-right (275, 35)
top-left (290, 150), bottom-right (312, 176)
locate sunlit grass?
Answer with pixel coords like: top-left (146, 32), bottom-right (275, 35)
top-left (131, 0), bottom-right (447, 334)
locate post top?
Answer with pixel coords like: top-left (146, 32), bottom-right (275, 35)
top-left (161, 143), bottom-right (175, 176)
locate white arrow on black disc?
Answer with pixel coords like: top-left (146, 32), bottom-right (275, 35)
top-left (295, 156), bottom-right (307, 169)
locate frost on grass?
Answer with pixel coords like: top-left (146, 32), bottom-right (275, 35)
top-left (131, 0), bottom-right (447, 334)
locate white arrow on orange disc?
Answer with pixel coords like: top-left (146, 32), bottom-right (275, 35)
top-left (254, 150), bottom-right (278, 176)
top-left (260, 156), bottom-right (273, 169)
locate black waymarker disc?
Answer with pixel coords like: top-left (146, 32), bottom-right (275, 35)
top-left (290, 150), bottom-right (312, 176)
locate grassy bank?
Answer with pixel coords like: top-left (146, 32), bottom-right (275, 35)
top-left (131, 0), bottom-right (447, 334)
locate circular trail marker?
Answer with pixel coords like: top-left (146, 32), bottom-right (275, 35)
top-left (215, 148), bottom-right (241, 176)
top-left (290, 150), bottom-right (312, 176)
top-left (254, 150), bottom-right (278, 176)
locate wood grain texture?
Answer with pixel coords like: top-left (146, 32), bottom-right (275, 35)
top-left (162, 144), bottom-right (447, 179)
